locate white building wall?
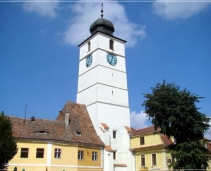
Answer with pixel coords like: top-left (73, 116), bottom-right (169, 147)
top-left (77, 32), bottom-right (134, 171)
top-left (79, 33), bottom-right (125, 60)
top-left (77, 65), bottom-right (127, 93)
top-left (78, 49), bottom-right (126, 77)
top-left (96, 84), bottom-right (129, 106)
top-left (98, 66), bottom-right (127, 89)
top-left (77, 84), bottom-right (128, 108)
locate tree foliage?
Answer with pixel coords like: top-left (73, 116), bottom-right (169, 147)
top-left (142, 81), bottom-right (210, 169)
top-left (0, 111), bottom-right (18, 170)
top-left (169, 140), bottom-right (209, 169)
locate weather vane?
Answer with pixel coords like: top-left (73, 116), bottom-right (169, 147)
top-left (101, 3), bottom-right (104, 18)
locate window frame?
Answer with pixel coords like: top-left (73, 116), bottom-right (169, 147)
top-left (140, 137), bottom-right (145, 145)
top-left (92, 151), bottom-right (98, 161)
top-left (141, 154), bottom-right (145, 167)
top-left (109, 39), bottom-right (114, 50)
top-left (36, 148), bottom-right (44, 158)
top-left (54, 148), bottom-right (61, 159)
top-left (152, 153), bottom-right (157, 166)
top-left (113, 130), bottom-right (117, 139)
top-left (78, 150), bottom-right (84, 160)
top-left (20, 148), bottom-right (29, 158)
top-left (113, 151), bottom-right (116, 160)
top-left (88, 41), bottom-right (91, 51)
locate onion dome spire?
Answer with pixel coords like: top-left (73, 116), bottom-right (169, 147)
top-left (101, 3), bottom-right (103, 18)
top-left (89, 3), bottom-right (115, 36)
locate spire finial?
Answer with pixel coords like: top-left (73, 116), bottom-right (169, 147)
top-left (101, 3), bottom-right (103, 18)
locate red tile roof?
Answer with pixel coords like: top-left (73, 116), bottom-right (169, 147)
top-left (124, 126), bottom-right (132, 132)
top-left (131, 125), bottom-right (161, 136)
top-left (101, 123), bottom-right (109, 129)
top-left (10, 101), bottom-right (104, 146)
top-left (160, 134), bottom-right (173, 146)
top-left (105, 145), bottom-right (116, 152)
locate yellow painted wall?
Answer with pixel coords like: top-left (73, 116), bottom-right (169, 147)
top-left (9, 140), bottom-right (48, 164)
top-left (131, 133), bottom-right (174, 171)
top-left (131, 134), bottom-right (162, 148)
top-left (135, 149), bottom-right (164, 171)
top-left (8, 140), bottom-right (103, 171)
top-left (77, 147), bottom-right (101, 167)
top-left (51, 143), bottom-right (78, 165)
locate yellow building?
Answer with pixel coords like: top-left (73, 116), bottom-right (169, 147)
top-left (8, 101), bottom-right (104, 171)
top-left (130, 126), bottom-right (174, 171)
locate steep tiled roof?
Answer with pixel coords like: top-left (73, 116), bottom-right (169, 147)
top-left (160, 134), bottom-right (173, 146)
top-left (131, 125), bottom-right (161, 136)
top-left (124, 126), bottom-right (132, 133)
top-left (10, 101), bottom-right (104, 146)
top-left (105, 145), bottom-right (116, 152)
top-left (101, 123), bottom-right (109, 129)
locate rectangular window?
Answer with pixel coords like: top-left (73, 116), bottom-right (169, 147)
top-left (140, 137), bottom-right (145, 145)
top-left (20, 148), bottom-right (29, 158)
top-left (152, 154), bottom-right (157, 166)
top-left (113, 151), bottom-right (116, 160)
top-left (141, 155), bottom-right (145, 166)
top-left (54, 148), bottom-right (61, 158)
top-left (92, 151), bottom-right (97, 161)
top-left (88, 41), bottom-right (91, 51)
top-left (78, 150), bottom-right (84, 160)
top-left (110, 40), bottom-right (114, 50)
top-left (36, 148), bottom-right (44, 158)
top-left (113, 130), bottom-right (117, 139)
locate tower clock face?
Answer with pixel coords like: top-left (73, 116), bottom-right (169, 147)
top-left (86, 55), bottom-right (92, 67)
top-left (107, 54), bottom-right (117, 66)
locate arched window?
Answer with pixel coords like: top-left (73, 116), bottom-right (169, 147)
top-left (88, 41), bottom-right (91, 51)
top-left (109, 39), bottom-right (114, 50)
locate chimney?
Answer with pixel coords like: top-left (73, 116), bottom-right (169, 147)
top-left (65, 112), bottom-right (70, 126)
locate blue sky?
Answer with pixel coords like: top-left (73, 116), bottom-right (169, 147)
top-left (0, 0), bottom-right (211, 137)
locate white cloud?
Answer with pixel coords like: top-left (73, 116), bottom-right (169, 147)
top-left (153, 0), bottom-right (211, 20)
top-left (22, 0), bottom-right (59, 18)
top-left (204, 128), bottom-right (211, 140)
top-left (64, 1), bottom-right (146, 47)
top-left (130, 110), bottom-right (150, 129)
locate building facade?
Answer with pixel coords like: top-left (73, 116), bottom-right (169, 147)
top-left (8, 102), bottom-right (104, 171)
top-left (130, 126), bottom-right (174, 171)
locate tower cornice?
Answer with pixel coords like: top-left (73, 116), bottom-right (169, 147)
top-left (78, 31), bottom-right (126, 47)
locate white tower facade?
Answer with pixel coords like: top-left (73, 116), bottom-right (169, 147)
top-left (77, 16), bottom-right (134, 171)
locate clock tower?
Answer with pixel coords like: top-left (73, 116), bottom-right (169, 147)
top-left (77, 6), bottom-right (134, 171)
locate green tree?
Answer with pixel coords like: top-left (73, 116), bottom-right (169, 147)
top-left (142, 81), bottom-right (210, 169)
top-left (0, 111), bottom-right (18, 170)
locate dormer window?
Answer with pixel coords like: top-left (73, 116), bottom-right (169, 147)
top-left (76, 131), bottom-right (82, 136)
top-left (109, 39), bottom-right (114, 50)
top-left (34, 131), bottom-right (49, 134)
top-left (88, 41), bottom-right (91, 51)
